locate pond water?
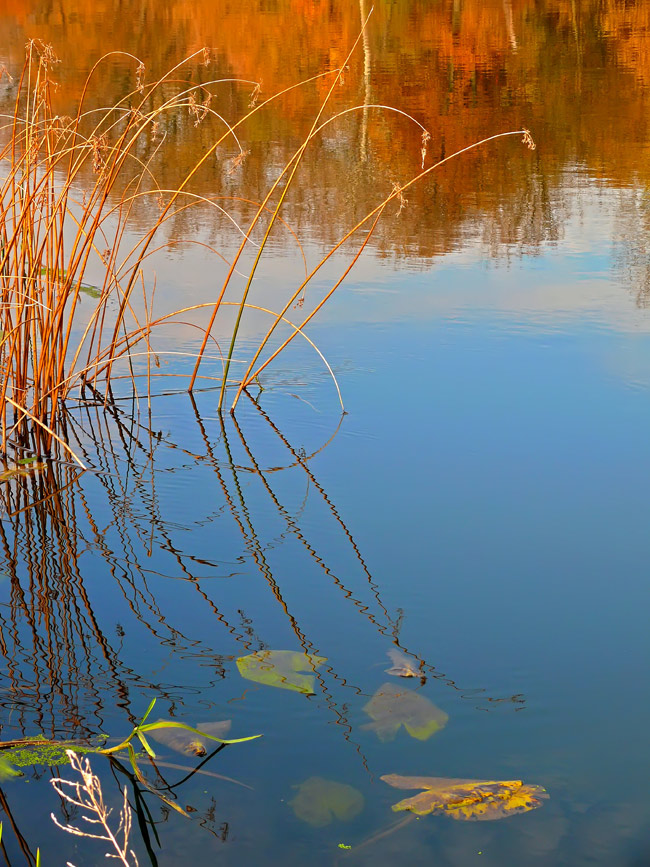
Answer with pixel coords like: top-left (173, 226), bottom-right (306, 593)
top-left (1, 1), bottom-right (650, 865)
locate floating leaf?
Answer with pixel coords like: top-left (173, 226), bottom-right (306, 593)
top-left (385, 649), bottom-right (420, 678)
top-left (149, 720), bottom-right (232, 756)
top-left (236, 650), bottom-right (326, 694)
top-left (381, 774), bottom-right (548, 820)
top-left (289, 777), bottom-right (364, 827)
top-left (78, 283), bottom-right (102, 299)
top-left (0, 461), bottom-right (46, 482)
top-left (39, 267), bottom-right (101, 298)
top-left (362, 683), bottom-right (448, 741)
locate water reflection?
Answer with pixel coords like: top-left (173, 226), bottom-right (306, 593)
top-left (1, 2), bottom-right (650, 863)
top-left (1, 0), bottom-right (649, 267)
top-left (0, 392), bottom-right (521, 862)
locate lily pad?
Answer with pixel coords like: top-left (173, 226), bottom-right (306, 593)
top-left (289, 777), bottom-right (364, 827)
top-left (385, 649), bottom-right (420, 678)
top-left (149, 720), bottom-right (232, 756)
top-left (236, 650), bottom-right (326, 694)
top-left (362, 683), bottom-right (448, 741)
top-left (381, 774), bottom-right (549, 820)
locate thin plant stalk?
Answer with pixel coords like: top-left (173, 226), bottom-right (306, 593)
top-left (229, 128), bottom-right (536, 411)
top-left (214, 4), bottom-right (375, 411)
top-left (0, 43), bottom-right (338, 453)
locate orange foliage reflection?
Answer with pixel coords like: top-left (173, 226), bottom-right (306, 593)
top-left (0, 0), bottom-right (649, 258)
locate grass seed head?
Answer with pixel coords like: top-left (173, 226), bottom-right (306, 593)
top-left (522, 129), bottom-right (536, 150)
top-left (135, 61), bottom-right (146, 94)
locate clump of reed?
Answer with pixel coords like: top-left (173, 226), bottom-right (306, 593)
top-left (0, 32), bottom-right (534, 463)
top-left (0, 38), bottom-right (254, 464)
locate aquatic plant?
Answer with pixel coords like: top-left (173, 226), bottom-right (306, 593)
top-left (289, 776), bottom-right (364, 827)
top-left (381, 774), bottom-right (549, 820)
top-left (0, 699), bottom-right (260, 816)
top-left (51, 750), bottom-right (139, 867)
top-left (97, 698), bottom-right (259, 797)
top-left (362, 683), bottom-right (448, 741)
top-left (236, 649), bottom-right (328, 694)
top-left (0, 28), bottom-right (534, 461)
top-left (384, 647), bottom-right (421, 678)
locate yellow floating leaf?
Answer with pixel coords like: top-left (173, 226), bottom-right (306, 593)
top-left (289, 777), bottom-right (364, 827)
top-left (446, 785), bottom-right (547, 821)
top-left (381, 774), bottom-right (548, 820)
top-left (362, 683), bottom-right (448, 742)
top-left (236, 650), bottom-right (326, 694)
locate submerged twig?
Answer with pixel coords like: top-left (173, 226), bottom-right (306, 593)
top-left (340, 814), bottom-right (415, 859)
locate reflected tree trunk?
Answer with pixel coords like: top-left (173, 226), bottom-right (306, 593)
top-left (359, 0), bottom-right (372, 162)
top-left (502, 0), bottom-right (518, 51)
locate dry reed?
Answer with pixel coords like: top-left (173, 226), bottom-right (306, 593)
top-left (0, 33), bottom-right (535, 462)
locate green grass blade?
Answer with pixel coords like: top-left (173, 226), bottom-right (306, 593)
top-left (138, 698), bottom-right (157, 726)
top-left (139, 720), bottom-right (261, 744)
top-left (137, 731), bottom-right (156, 759)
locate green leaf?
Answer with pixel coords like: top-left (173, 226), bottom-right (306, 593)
top-left (78, 283), bottom-right (102, 299)
top-left (236, 650), bottom-right (327, 694)
top-left (148, 719), bottom-right (232, 756)
top-left (140, 720), bottom-right (260, 745)
top-left (137, 731), bottom-right (156, 758)
top-left (0, 755), bottom-right (22, 781)
top-left (289, 778), bottom-right (364, 827)
top-left (39, 267), bottom-right (101, 298)
top-left (139, 698), bottom-right (157, 726)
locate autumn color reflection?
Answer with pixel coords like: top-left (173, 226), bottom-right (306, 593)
top-left (1, 0), bottom-right (649, 262)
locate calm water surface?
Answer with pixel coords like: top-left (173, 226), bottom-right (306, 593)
top-left (1, 2), bottom-right (650, 864)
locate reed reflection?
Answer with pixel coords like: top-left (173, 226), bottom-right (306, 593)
top-left (0, 392), bottom-right (523, 861)
top-left (1, 388), bottom-right (525, 729)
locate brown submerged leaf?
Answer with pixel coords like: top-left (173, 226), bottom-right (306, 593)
top-left (149, 720), bottom-right (231, 756)
top-left (381, 774), bottom-right (548, 820)
top-left (385, 648), bottom-right (420, 678)
top-left (362, 683), bottom-right (448, 741)
top-left (289, 777), bottom-right (364, 827)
